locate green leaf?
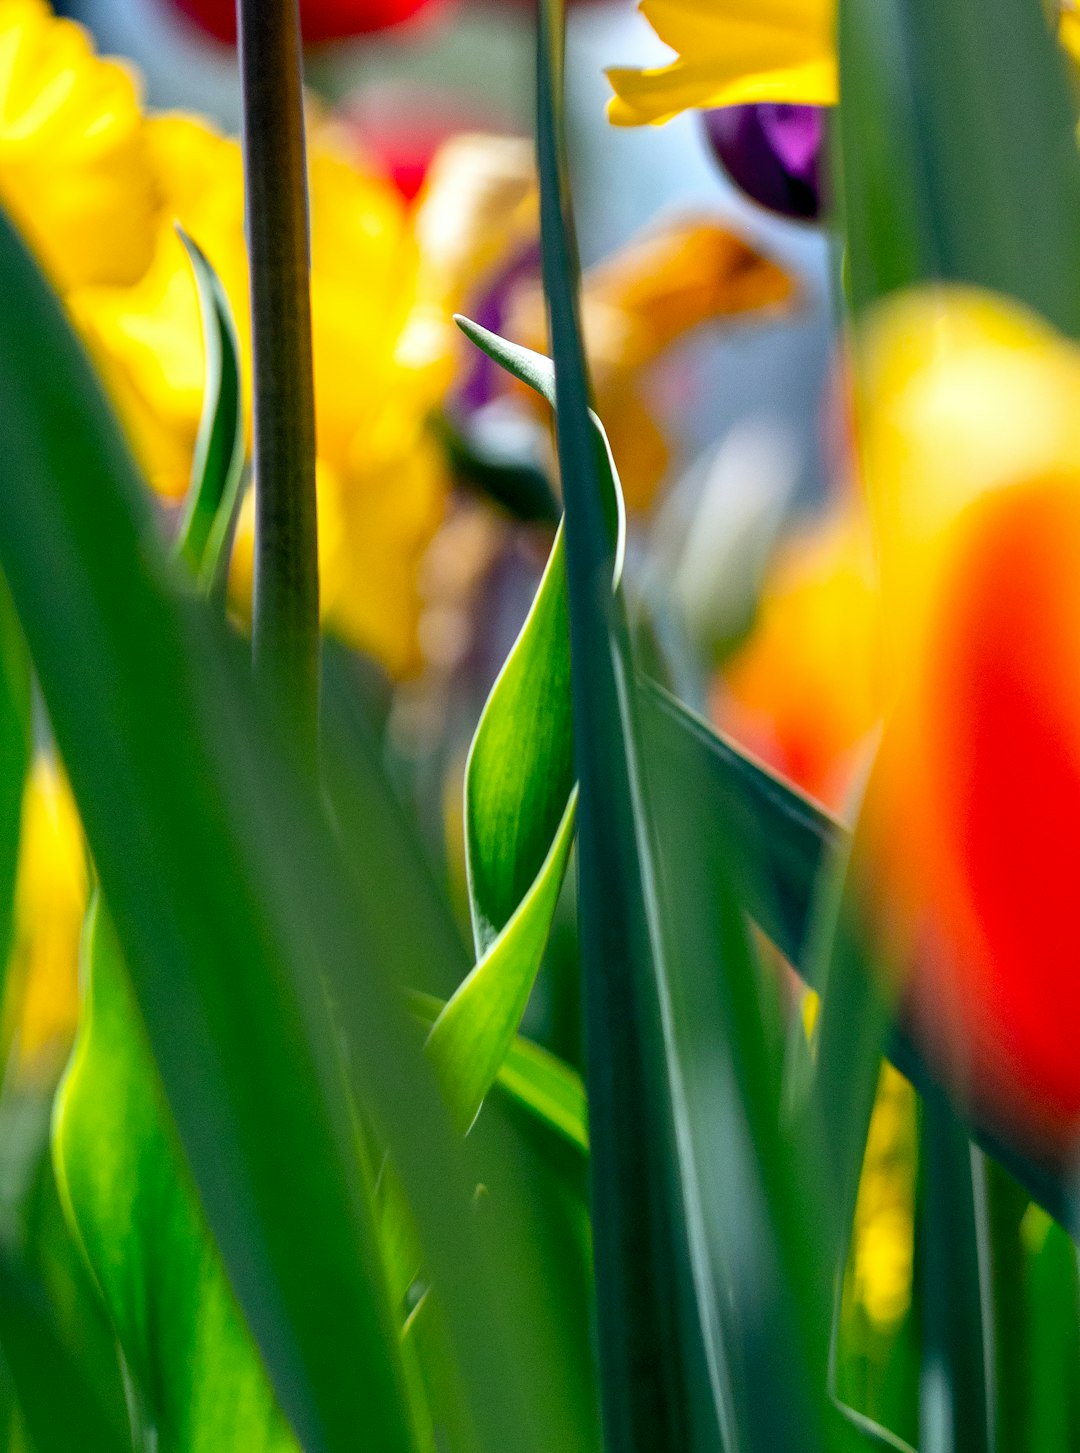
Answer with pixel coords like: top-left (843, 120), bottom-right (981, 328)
top-left (427, 513), bottom-right (578, 1133)
top-left (637, 678), bottom-right (1079, 1236)
top-left (1023, 1207), bottom-right (1080, 1452)
top-left (0, 1244), bottom-right (131, 1453)
top-left (413, 990), bottom-right (588, 1155)
top-left (532, 3), bottom-right (807, 1438)
top-left (837, 0), bottom-right (1080, 330)
top-left (0, 201), bottom-right (484, 1453)
top-left (637, 680), bottom-right (838, 980)
top-left (917, 1094), bottom-right (993, 1453)
top-left (173, 229), bottom-right (245, 592)
top-left (54, 897), bottom-right (297, 1453)
top-left (496, 1024), bottom-right (589, 1155)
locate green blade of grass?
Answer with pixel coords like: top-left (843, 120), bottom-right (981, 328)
top-left (1024, 1209), bottom-right (1080, 1451)
top-left (173, 230), bottom-right (245, 593)
top-left (637, 681), bottom-right (1078, 1235)
top-left (638, 680), bottom-right (838, 987)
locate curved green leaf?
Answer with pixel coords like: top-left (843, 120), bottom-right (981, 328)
top-left (413, 991), bottom-right (587, 1155)
top-left (426, 510), bottom-right (578, 1133)
top-left (173, 229), bottom-right (245, 593)
top-left (54, 897), bottom-right (295, 1453)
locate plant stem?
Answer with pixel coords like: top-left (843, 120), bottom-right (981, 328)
top-left (237, 0), bottom-right (320, 757)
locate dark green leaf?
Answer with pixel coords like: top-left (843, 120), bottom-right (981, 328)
top-left (0, 1244), bottom-right (131, 1453)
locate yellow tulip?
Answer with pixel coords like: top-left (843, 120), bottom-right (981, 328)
top-left (717, 496), bottom-right (880, 809)
top-left (856, 287), bottom-right (1080, 1146)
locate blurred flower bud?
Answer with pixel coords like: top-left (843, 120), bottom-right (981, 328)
top-left (702, 104), bottom-right (825, 222)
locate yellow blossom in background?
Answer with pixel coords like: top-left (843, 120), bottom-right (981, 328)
top-left (607, 0), bottom-right (836, 127)
top-left (5, 756), bottom-right (87, 1081)
top-left (606, 0), bottom-right (1080, 127)
top-left (848, 1065), bottom-right (917, 1331)
top-left (852, 286), bottom-right (1080, 689)
top-left (67, 101), bottom-right (544, 674)
top-left (716, 497), bottom-right (881, 809)
top-left (0, 0), bottom-right (155, 288)
top-left (508, 217), bottom-right (795, 508)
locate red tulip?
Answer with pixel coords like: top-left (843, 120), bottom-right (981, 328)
top-left (856, 287), bottom-right (1080, 1150)
top-left (169, 0), bottom-right (439, 44)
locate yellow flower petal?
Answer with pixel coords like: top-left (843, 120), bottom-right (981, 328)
top-left (5, 755), bottom-right (87, 1080)
top-left (0, 0), bottom-right (155, 287)
top-left (718, 498), bottom-right (881, 806)
top-left (607, 0), bottom-right (836, 126)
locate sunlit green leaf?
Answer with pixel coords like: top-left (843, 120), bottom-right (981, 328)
top-left (54, 897), bottom-right (297, 1453)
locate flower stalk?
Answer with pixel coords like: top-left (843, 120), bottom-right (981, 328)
top-left (236, 0), bottom-right (320, 757)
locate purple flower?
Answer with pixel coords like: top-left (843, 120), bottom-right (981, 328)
top-left (703, 104), bottom-right (826, 222)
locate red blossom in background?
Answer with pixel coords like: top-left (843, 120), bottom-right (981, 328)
top-left (169, 0), bottom-right (441, 43)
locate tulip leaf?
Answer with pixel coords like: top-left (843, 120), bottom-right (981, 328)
top-left (0, 577), bottom-right (30, 1053)
top-left (496, 1023), bottom-right (589, 1155)
top-left (54, 896), bottom-right (297, 1453)
top-left (1024, 1209), bottom-right (1080, 1450)
top-left (918, 1095), bottom-right (994, 1453)
top-left (837, 0), bottom-right (1080, 331)
top-left (0, 203), bottom-right (571, 1453)
top-left (0, 1242), bottom-right (132, 1453)
top-left (426, 514), bottom-right (578, 1134)
top-left (427, 791), bottom-right (576, 1134)
top-left (412, 990), bottom-right (588, 1155)
top-left (173, 229), bottom-right (245, 592)
top-left (637, 680), bottom-right (839, 978)
top-left (458, 287), bottom-right (723, 1450)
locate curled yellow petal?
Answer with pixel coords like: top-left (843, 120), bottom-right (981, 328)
top-left (606, 0), bottom-right (836, 126)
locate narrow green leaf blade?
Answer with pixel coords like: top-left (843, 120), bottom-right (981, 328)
top-left (534, 6), bottom-right (734, 1440)
top-left (173, 229), bottom-right (245, 591)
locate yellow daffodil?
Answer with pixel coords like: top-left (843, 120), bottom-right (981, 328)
top-left (507, 217), bottom-right (795, 508)
top-left (0, 0), bottom-right (155, 287)
top-left (606, 0), bottom-right (1079, 127)
top-left (607, 0), bottom-right (836, 127)
top-left (4, 756), bottom-right (87, 1082)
